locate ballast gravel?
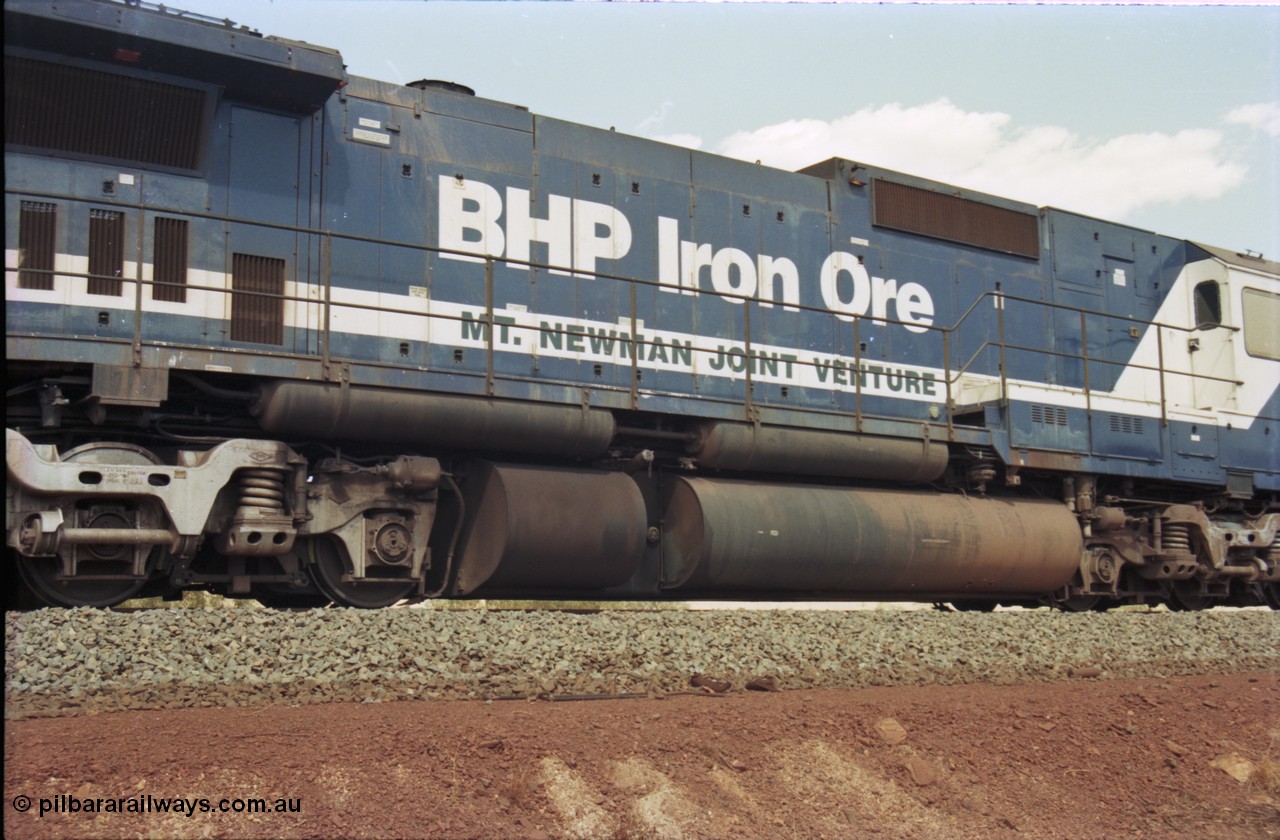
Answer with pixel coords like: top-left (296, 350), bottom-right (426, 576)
top-left (5, 606), bottom-right (1277, 719)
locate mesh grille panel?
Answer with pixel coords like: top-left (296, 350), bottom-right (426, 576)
top-left (231, 253), bottom-right (285, 345)
top-left (18, 202), bottom-right (57, 290)
top-left (88, 209), bottom-right (125, 296)
top-left (873, 179), bottom-right (1040, 259)
top-left (5, 55), bottom-right (205, 171)
top-left (152, 218), bottom-right (189, 303)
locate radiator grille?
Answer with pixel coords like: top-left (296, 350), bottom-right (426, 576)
top-left (231, 254), bottom-right (285, 345)
top-left (88, 209), bottom-right (125, 296)
top-left (1109, 414), bottom-right (1145, 435)
top-left (5, 55), bottom-right (206, 171)
top-left (152, 218), bottom-right (189, 303)
top-left (18, 202), bottom-right (57, 290)
top-left (1030, 404), bottom-right (1068, 426)
top-left (873, 179), bottom-right (1040, 259)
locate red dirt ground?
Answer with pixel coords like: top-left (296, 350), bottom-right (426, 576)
top-left (5, 671), bottom-right (1278, 839)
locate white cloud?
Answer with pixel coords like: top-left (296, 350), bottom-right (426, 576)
top-left (715, 99), bottom-right (1247, 220)
top-left (1225, 102), bottom-right (1280, 137)
top-left (635, 100), bottom-right (675, 135)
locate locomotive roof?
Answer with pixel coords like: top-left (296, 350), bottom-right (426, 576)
top-left (4, 0), bottom-right (346, 113)
top-left (1190, 242), bottom-right (1280, 275)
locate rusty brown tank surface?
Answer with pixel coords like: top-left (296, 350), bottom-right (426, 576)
top-left (688, 421), bottom-right (949, 482)
top-left (660, 477), bottom-right (1083, 598)
top-left (448, 461), bottom-right (649, 595)
top-left (253, 382), bottom-right (616, 458)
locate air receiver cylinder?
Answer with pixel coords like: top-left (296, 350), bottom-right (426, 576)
top-left (662, 477), bottom-right (1082, 598)
top-left (253, 381), bottom-right (615, 458)
top-left (688, 422), bottom-right (948, 482)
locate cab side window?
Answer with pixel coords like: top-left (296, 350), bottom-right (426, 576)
top-left (1242, 287), bottom-right (1279, 360)
top-left (1193, 280), bottom-right (1221, 328)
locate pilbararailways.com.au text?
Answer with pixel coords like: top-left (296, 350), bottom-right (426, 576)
top-left (12, 793), bottom-right (300, 818)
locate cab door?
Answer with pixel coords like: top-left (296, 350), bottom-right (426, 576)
top-left (223, 106), bottom-right (308, 353)
top-left (1188, 270), bottom-right (1237, 410)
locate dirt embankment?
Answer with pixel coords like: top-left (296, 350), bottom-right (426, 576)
top-left (5, 671), bottom-right (1278, 839)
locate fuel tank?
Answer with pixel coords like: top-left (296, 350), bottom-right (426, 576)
top-left (661, 476), bottom-right (1083, 598)
top-left (449, 461), bottom-right (648, 595)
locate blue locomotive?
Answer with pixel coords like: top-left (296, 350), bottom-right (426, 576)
top-left (6, 0), bottom-right (1278, 609)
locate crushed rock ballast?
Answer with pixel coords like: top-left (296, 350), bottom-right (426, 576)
top-left (5, 607), bottom-right (1277, 720)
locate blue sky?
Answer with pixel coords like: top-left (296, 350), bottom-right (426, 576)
top-left (175, 1), bottom-right (1279, 258)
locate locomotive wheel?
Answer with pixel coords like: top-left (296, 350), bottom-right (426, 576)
top-left (949, 599), bottom-right (997, 612)
top-left (305, 536), bottom-right (416, 609)
top-left (1056, 594), bottom-right (1101, 612)
top-left (17, 551), bottom-right (155, 608)
top-left (16, 442), bottom-right (164, 608)
top-left (1263, 583), bottom-right (1280, 611)
top-left (1164, 580), bottom-right (1211, 612)
top-left (256, 586), bottom-right (332, 610)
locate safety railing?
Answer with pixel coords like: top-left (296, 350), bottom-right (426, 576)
top-left (944, 285), bottom-right (1243, 428)
top-left (5, 186), bottom-right (1249, 443)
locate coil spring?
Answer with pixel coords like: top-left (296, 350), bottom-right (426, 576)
top-left (1268, 542), bottom-right (1280, 563)
top-left (967, 460), bottom-right (998, 485)
top-left (237, 468), bottom-right (286, 513)
top-left (1163, 523), bottom-right (1192, 555)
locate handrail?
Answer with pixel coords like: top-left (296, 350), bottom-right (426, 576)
top-left (945, 337), bottom-right (1242, 390)
top-left (6, 186), bottom-right (1256, 437)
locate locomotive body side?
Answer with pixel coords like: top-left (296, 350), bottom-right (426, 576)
top-left (6, 0), bottom-right (1278, 609)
